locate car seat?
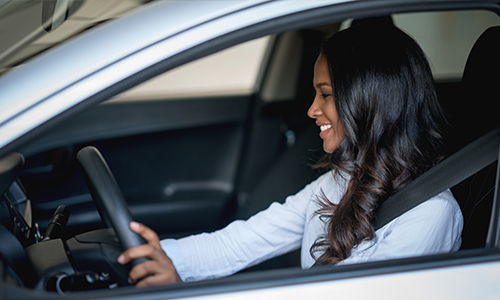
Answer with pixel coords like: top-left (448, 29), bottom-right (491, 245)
top-left (450, 26), bottom-right (500, 249)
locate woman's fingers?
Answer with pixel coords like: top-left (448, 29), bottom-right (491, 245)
top-left (117, 222), bottom-right (182, 286)
top-left (128, 256), bottom-right (180, 286)
top-left (118, 243), bottom-right (165, 265)
top-left (129, 221), bottom-right (161, 248)
top-left (135, 271), bottom-right (180, 287)
top-left (117, 222), bottom-right (161, 264)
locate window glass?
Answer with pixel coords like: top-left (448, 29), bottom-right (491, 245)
top-left (394, 10), bottom-right (500, 81)
top-left (0, 0), bottom-right (148, 70)
top-left (111, 36), bottom-right (271, 102)
top-left (113, 10), bottom-right (500, 103)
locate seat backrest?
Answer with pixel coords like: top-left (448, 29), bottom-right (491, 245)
top-left (461, 26), bottom-right (500, 142)
top-left (451, 26), bottom-right (500, 249)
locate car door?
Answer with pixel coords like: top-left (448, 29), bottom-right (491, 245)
top-left (2, 0), bottom-right (500, 299)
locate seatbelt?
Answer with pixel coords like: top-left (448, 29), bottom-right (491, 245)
top-left (373, 127), bottom-right (500, 231)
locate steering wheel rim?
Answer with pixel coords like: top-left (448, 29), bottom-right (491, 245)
top-left (77, 146), bottom-right (147, 267)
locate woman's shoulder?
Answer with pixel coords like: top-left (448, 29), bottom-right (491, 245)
top-left (419, 189), bottom-right (462, 215)
top-left (388, 189), bottom-right (463, 230)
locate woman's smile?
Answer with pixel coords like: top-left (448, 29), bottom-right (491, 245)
top-left (318, 123), bottom-right (333, 139)
top-left (320, 124), bottom-right (332, 132)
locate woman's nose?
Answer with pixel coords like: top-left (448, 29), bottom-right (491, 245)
top-left (307, 97), bottom-right (321, 119)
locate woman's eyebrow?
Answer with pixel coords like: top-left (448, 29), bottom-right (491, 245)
top-left (315, 82), bottom-right (332, 88)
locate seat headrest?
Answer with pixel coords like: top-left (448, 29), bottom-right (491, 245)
top-left (458, 26), bottom-right (500, 145)
top-left (351, 16), bottom-right (395, 29)
top-left (462, 26), bottom-right (500, 92)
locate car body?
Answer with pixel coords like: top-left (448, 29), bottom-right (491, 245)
top-left (0, 0), bottom-right (499, 299)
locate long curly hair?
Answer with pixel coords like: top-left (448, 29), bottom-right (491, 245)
top-left (310, 25), bottom-right (446, 265)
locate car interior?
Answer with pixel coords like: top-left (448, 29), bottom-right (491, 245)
top-left (0, 3), bottom-right (499, 295)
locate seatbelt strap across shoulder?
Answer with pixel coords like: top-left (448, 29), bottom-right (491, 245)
top-left (373, 127), bottom-right (500, 231)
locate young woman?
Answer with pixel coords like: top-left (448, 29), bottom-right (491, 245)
top-left (117, 24), bottom-right (463, 286)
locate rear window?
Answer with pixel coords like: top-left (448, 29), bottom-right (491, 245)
top-left (395, 10), bottom-right (500, 81)
top-left (342, 10), bottom-right (500, 82)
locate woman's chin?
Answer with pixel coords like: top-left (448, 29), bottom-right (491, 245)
top-left (323, 146), bottom-right (334, 153)
top-left (323, 139), bottom-right (342, 153)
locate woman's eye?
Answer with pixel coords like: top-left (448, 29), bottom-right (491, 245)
top-left (321, 93), bottom-right (331, 99)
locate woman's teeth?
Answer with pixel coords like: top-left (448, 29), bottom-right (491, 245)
top-left (320, 124), bottom-right (332, 132)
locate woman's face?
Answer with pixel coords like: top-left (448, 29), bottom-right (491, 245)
top-left (308, 53), bottom-right (345, 153)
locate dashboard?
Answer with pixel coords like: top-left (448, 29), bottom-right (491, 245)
top-left (0, 152), bottom-right (128, 292)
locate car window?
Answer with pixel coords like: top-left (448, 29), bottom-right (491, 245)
top-left (394, 10), bottom-right (500, 81)
top-left (110, 36), bottom-right (272, 102)
top-left (341, 10), bottom-right (500, 82)
top-left (0, 0), bottom-right (152, 72)
top-left (112, 10), bottom-right (500, 104)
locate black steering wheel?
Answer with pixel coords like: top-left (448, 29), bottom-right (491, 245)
top-left (76, 146), bottom-right (147, 268)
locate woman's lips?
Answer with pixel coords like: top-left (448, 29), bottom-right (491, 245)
top-left (319, 124), bottom-right (332, 139)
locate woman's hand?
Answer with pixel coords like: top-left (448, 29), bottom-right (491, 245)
top-left (117, 221), bottom-right (182, 287)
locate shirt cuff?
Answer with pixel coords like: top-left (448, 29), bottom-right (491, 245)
top-left (160, 238), bottom-right (186, 282)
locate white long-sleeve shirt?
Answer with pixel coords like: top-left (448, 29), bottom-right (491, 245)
top-left (161, 171), bottom-right (463, 282)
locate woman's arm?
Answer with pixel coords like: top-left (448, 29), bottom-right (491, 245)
top-left (118, 194), bottom-right (311, 286)
top-left (161, 173), bottom-right (331, 282)
top-left (118, 172), bottom-right (332, 285)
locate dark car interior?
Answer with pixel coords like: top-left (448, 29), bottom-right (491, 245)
top-left (0, 5), bottom-right (499, 295)
top-left (446, 25), bottom-right (500, 250)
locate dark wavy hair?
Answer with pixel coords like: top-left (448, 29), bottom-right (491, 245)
top-left (310, 24), bottom-right (446, 265)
